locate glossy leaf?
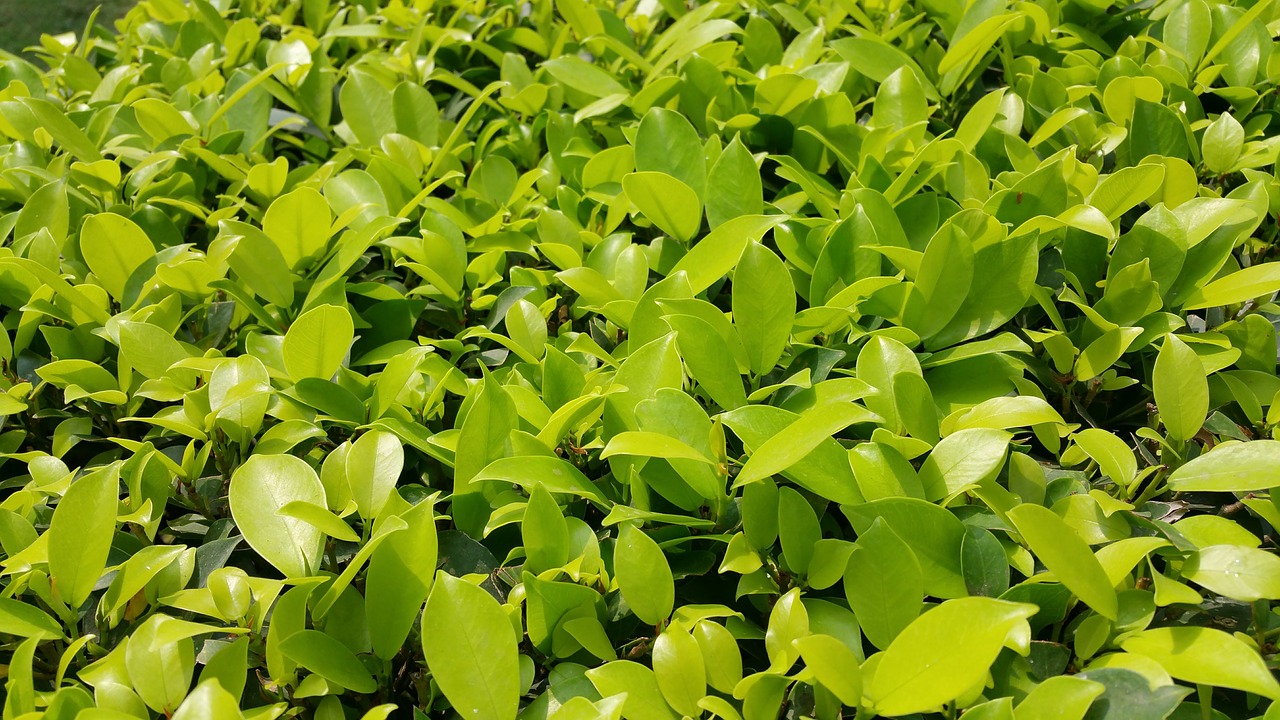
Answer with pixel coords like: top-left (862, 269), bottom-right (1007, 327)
top-left (1007, 503), bottom-right (1118, 621)
top-left (228, 455), bottom-right (326, 578)
top-left (868, 598), bottom-right (1037, 715)
top-left (1121, 627), bottom-right (1280, 700)
top-left (422, 573), bottom-right (521, 720)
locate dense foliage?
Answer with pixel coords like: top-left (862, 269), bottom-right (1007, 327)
top-left (2, 0), bottom-right (1280, 718)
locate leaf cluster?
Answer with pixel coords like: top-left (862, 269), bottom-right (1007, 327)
top-left (2, 0), bottom-right (1280, 719)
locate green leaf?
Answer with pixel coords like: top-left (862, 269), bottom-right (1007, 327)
top-left (346, 430), bottom-right (403, 521)
top-left (795, 634), bottom-right (862, 706)
top-left (276, 500), bottom-right (358, 543)
top-left (472, 456), bottom-right (609, 504)
top-left (1183, 545), bottom-right (1280, 601)
top-left (0, 596), bottom-right (63, 640)
top-left (845, 498), bottom-right (967, 598)
top-left (844, 518), bottom-right (923, 650)
top-left (126, 615), bottom-right (196, 712)
top-left (339, 69), bottom-right (395, 146)
top-left (80, 213), bottom-right (156, 301)
top-left (422, 573), bottom-right (521, 720)
top-left (225, 222), bottom-right (295, 307)
top-left (615, 524), bottom-right (675, 625)
top-left (693, 620), bottom-right (743, 694)
top-left (765, 587), bottom-right (809, 670)
top-left (1090, 165), bottom-right (1166, 222)
top-left (857, 335), bottom-right (921, 432)
top-left (1075, 327), bottom-right (1143, 383)
top-left (668, 215), bottom-right (786, 295)
top-left (367, 495), bottom-right (437, 659)
top-left (778, 486), bottom-right (821, 575)
top-left (1165, 0), bottom-right (1211, 65)
top-left (20, 98), bottom-right (103, 161)
top-left (542, 56), bottom-right (629, 98)
top-left (1153, 334), bottom-right (1208, 443)
top-left (199, 637), bottom-right (249, 700)
top-left (928, 233), bottom-right (1038, 350)
top-left (954, 396), bottom-right (1065, 432)
top-left (262, 187), bottom-right (335, 269)
top-left (917, 428), bottom-right (1011, 500)
top-left (454, 374), bottom-right (518, 535)
top-left (48, 465), bottom-right (118, 608)
top-left (522, 485), bottom-right (570, 574)
top-left (229, 454), bottom-right (326, 578)
top-left (171, 680), bottom-right (246, 720)
top-left (280, 630), bottom-right (376, 693)
top-left (732, 241), bottom-right (795, 376)
top-left (1121, 627), bottom-right (1280, 700)
top-left (134, 97), bottom-right (197, 142)
top-left (601, 431), bottom-right (714, 464)
top-left (1129, 99), bottom-right (1194, 162)
top-left (1073, 429), bottom-right (1138, 487)
top-left (283, 304), bottom-right (355, 382)
top-left (505, 299), bottom-right (547, 360)
top-left (937, 13), bottom-right (1022, 95)
top-left (873, 66), bottom-right (928, 133)
top-left (962, 526), bottom-right (1010, 598)
top-left (635, 107), bottom-right (705, 197)
top-left (706, 136), bottom-right (763, 227)
top-left (1202, 113), bottom-right (1245, 174)
top-left (907, 224), bottom-right (973, 341)
top-left (1167, 441), bottom-right (1280, 492)
top-left (1007, 503), bottom-right (1119, 621)
top-left (1013, 676), bottom-right (1105, 720)
top-left (652, 625), bottom-right (705, 717)
top-left (736, 402), bottom-right (878, 487)
top-left (1073, 668), bottom-right (1192, 720)
top-left (868, 597), bottom-right (1037, 715)
top-left (1183, 264), bottom-right (1280, 310)
top-left (666, 313), bottom-right (747, 410)
top-left (622, 172), bottom-right (702, 244)
top-left (586, 661), bottom-right (679, 720)
top-left (119, 321), bottom-right (191, 381)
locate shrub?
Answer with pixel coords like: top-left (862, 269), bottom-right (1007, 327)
top-left (1, 0), bottom-right (1280, 718)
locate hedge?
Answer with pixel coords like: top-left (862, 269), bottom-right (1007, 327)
top-left (1, 0), bottom-right (1280, 718)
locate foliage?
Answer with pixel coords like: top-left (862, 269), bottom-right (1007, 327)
top-left (1, 0), bottom-right (1280, 718)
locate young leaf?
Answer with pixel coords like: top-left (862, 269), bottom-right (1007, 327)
top-left (868, 597), bottom-right (1037, 715)
top-left (522, 485), bottom-right (570, 574)
top-left (733, 241), bottom-right (795, 377)
top-left (283, 304), bottom-right (355, 382)
top-left (1121, 627), bottom-right (1280, 700)
top-left (844, 518), bottom-right (923, 650)
top-left (367, 495), bottom-right (438, 659)
top-left (422, 573), bottom-right (521, 720)
top-left (622, 172), bottom-right (702, 243)
top-left (635, 107), bottom-right (706, 197)
top-left (1007, 504), bottom-right (1119, 621)
top-left (80, 213), bottom-right (156, 301)
top-left (735, 402), bottom-right (879, 487)
top-left (346, 430), bottom-right (403, 521)
top-left (1153, 334), bottom-right (1208, 443)
top-left (48, 465), bottom-right (119, 608)
top-left (615, 524), bottom-right (675, 625)
top-left (706, 136), bottom-right (763, 227)
top-left (652, 625), bottom-right (706, 717)
top-left (1166, 440), bottom-right (1280, 492)
top-left (279, 630), bottom-right (377, 693)
top-left (228, 455), bottom-right (326, 578)
top-left (795, 634), bottom-right (862, 707)
top-left (262, 187), bottom-right (335, 269)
